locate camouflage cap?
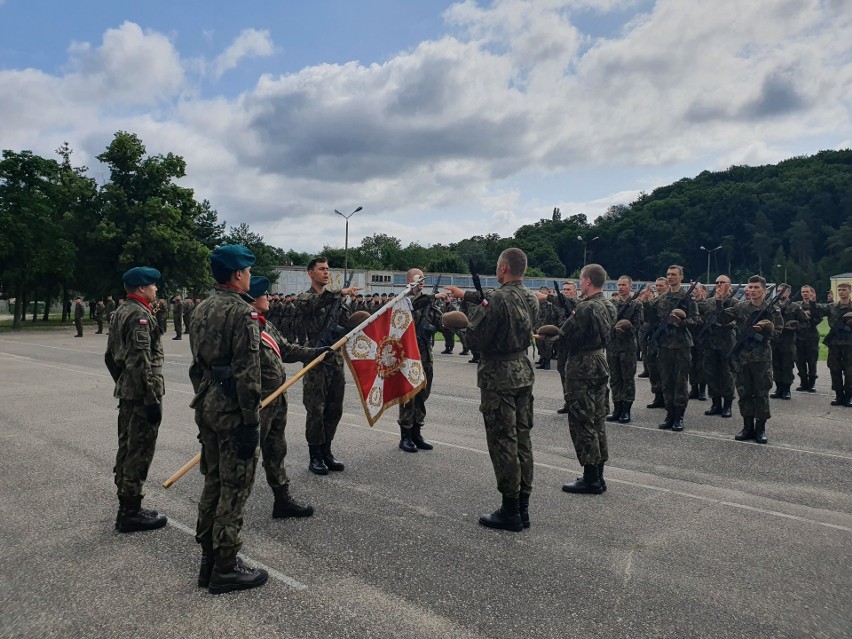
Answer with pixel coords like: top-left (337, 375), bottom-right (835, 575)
top-left (210, 244), bottom-right (255, 271)
top-left (122, 266), bottom-right (161, 287)
top-left (249, 276), bottom-right (270, 299)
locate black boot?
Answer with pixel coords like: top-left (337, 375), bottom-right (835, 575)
top-left (321, 442), bottom-right (345, 471)
top-left (478, 495), bottom-right (523, 532)
top-left (647, 392), bottom-right (665, 409)
top-left (770, 385), bottom-right (783, 399)
top-left (845, 394), bottom-right (852, 408)
top-left (697, 384), bottom-right (707, 401)
top-left (459, 349), bottom-right (469, 356)
top-left (208, 556), bottom-right (269, 595)
top-left (556, 404), bottom-right (569, 414)
top-left (198, 551), bottom-right (214, 588)
top-left (598, 463), bottom-right (607, 493)
top-left (535, 358), bottom-right (546, 369)
top-left (308, 444), bottom-right (328, 475)
top-left (831, 391), bottom-right (845, 406)
top-left (519, 493), bottom-right (530, 529)
top-left (807, 375), bottom-right (817, 392)
top-left (754, 419), bottom-right (768, 444)
top-left (618, 402), bottom-right (633, 424)
top-left (688, 385), bottom-right (699, 400)
top-left (735, 416), bottom-right (755, 441)
top-left (795, 377), bottom-right (808, 392)
top-left (115, 496), bottom-right (167, 533)
top-left (781, 384), bottom-right (792, 400)
top-left (469, 355), bottom-right (480, 364)
top-left (605, 401), bottom-right (623, 422)
top-left (638, 370), bottom-right (650, 378)
top-left (562, 465), bottom-right (604, 494)
top-left (441, 347), bottom-right (453, 354)
top-left (411, 424), bottom-right (433, 450)
top-left (272, 485), bottom-right (314, 518)
top-left (671, 405), bottom-right (685, 432)
top-left (399, 426), bottom-right (418, 453)
top-left (704, 397), bottom-right (722, 415)
top-left (721, 398), bottom-right (733, 418)
top-left (657, 408), bottom-right (674, 430)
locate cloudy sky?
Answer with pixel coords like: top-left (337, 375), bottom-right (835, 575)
top-left (1, 0), bottom-right (850, 252)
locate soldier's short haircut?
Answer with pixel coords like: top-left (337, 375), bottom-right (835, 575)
top-left (499, 248), bottom-right (527, 277)
top-left (668, 265), bottom-right (684, 276)
top-left (307, 257), bottom-right (328, 271)
top-left (618, 275), bottom-right (633, 285)
top-left (748, 275), bottom-right (767, 288)
top-left (563, 281), bottom-right (576, 288)
top-left (581, 263), bottom-right (607, 288)
top-left (656, 277), bottom-right (668, 284)
top-left (838, 282), bottom-right (851, 289)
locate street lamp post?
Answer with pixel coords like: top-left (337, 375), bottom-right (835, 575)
top-left (334, 206), bottom-right (363, 283)
top-left (776, 263), bottom-right (787, 284)
top-left (700, 245), bottom-right (722, 284)
top-left (578, 235), bottom-right (600, 266)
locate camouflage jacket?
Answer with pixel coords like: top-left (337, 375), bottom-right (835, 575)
top-left (795, 301), bottom-right (827, 341)
top-left (822, 302), bottom-right (852, 346)
top-left (696, 296), bottom-right (737, 351)
top-left (104, 297), bottom-right (164, 404)
top-left (258, 318), bottom-right (318, 398)
top-left (411, 292), bottom-right (443, 364)
top-left (560, 292), bottom-right (616, 379)
top-left (296, 287), bottom-right (351, 366)
top-left (154, 302), bottom-right (168, 324)
top-left (609, 297), bottom-right (642, 353)
top-left (463, 281), bottom-right (539, 391)
top-left (105, 300), bottom-right (116, 316)
top-left (94, 301), bottom-right (106, 319)
top-left (188, 287), bottom-right (262, 425)
top-left (774, 300), bottom-right (809, 352)
top-left (74, 302), bottom-right (85, 320)
top-left (182, 300), bottom-right (194, 322)
top-left (717, 299), bottom-right (783, 364)
top-left (645, 291), bottom-right (699, 350)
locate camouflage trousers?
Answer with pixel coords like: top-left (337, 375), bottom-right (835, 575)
top-left (173, 315), bottom-right (182, 338)
top-left (302, 361), bottom-right (345, 445)
top-left (689, 345), bottom-right (705, 386)
top-left (827, 344), bottom-right (852, 394)
top-left (771, 344), bottom-right (797, 386)
top-left (399, 360), bottom-right (433, 429)
top-left (565, 377), bottom-right (609, 466)
top-left (536, 336), bottom-right (554, 360)
top-left (557, 347), bottom-right (569, 398)
top-left (114, 399), bottom-right (161, 498)
top-left (96, 318), bottom-right (104, 333)
top-left (195, 409), bottom-right (258, 561)
top-left (795, 336), bottom-right (819, 384)
top-left (260, 394), bottom-right (290, 489)
top-left (658, 347), bottom-right (691, 409)
top-left (480, 386), bottom-right (534, 498)
top-left (74, 317), bottom-right (83, 336)
top-left (606, 350), bottom-right (637, 402)
top-left (439, 329), bottom-right (455, 351)
top-left (646, 350), bottom-right (662, 394)
top-left (703, 347), bottom-right (735, 400)
top-left (735, 360), bottom-right (773, 419)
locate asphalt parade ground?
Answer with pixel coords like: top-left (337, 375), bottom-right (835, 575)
top-left (0, 329), bottom-right (849, 639)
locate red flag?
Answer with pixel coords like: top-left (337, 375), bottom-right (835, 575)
top-left (343, 297), bottom-right (426, 426)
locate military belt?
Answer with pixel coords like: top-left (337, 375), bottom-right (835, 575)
top-left (577, 348), bottom-right (604, 357)
top-left (480, 350), bottom-right (527, 362)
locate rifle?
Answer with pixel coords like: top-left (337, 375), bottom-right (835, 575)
top-left (469, 260), bottom-right (487, 306)
top-left (695, 284), bottom-right (740, 345)
top-left (616, 288), bottom-right (643, 322)
top-left (728, 284), bottom-right (787, 363)
top-left (553, 280), bottom-right (568, 311)
top-left (647, 280), bottom-right (699, 356)
top-left (824, 315), bottom-right (852, 346)
top-left (315, 272), bottom-right (354, 347)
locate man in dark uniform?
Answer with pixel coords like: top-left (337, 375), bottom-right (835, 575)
top-left (154, 298), bottom-right (168, 334)
top-left (171, 295), bottom-right (183, 340)
top-left (73, 296), bottom-right (85, 336)
top-left (701, 276), bottom-right (738, 418)
top-left (795, 285), bottom-right (825, 392)
top-left (606, 276), bottom-right (643, 424)
top-left (104, 267), bottom-right (167, 533)
top-left (105, 295), bottom-right (116, 334)
top-left (446, 248), bottom-right (538, 531)
top-left (641, 278), bottom-right (670, 405)
top-left (188, 245), bottom-right (267, 594)
top-left (94, 299), bottom-right (106, 334)
top-left (823, 281), bottom-right (852, 406)
top-left (296, 257), bottom-right (361, 474)
top-left (534, 287), bottom-right (559, 370)
top-left (533, 282), bottom-right (576, 412)
top-left (688, 283), bottom-right (708, 401)
top-left (770, 285), bottom-right (807, 400)
top-left (439, 298), bottom-right (457, 354)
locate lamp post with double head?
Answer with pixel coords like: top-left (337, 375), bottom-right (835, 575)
top-left (578, 235), bottom-right (600, 266)
top-left (700, 245), bottom-right (722, 284)
top-left (334, 206), bottom-right (363, 283)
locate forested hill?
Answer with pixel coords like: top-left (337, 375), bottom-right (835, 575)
top-left (506, 149), bottom-right (852, 286)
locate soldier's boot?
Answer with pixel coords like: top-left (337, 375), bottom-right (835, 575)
top-left (115, 496), bottom-right (167, 533)
top-left (697, 384), bottom-right (707, 401)
top-left (272, 485), bottom-right (314, 518)
top-left (542, 358), bottom-right (551, 370)
top-left (781, 384), bottom-right (792, 400)
top-left (688, 385), bottom-right (699, 400)
top-left (845, 393), bottom-right (852, 408)
top-left (535, 357), bottom-right (546, 369)
top-left (556, 404), bottom-right (570, 414)
top-left (399, 426), bottom-right (418, 453)
top-left (518, 493), bottom-right (531, 529)
top-left (478, 495), bottom-right (524, 532)
top-left (807, 375), bottom-right (817, 393)
top-left (172, 335), bottom-right (182, 341)
top-left (411, 424), bottom-right (433, 450)
top-left (618, 402), bottom-right (633, 424)
top-left (721, 398), bottom-right (733, 418)
top-left (598, 463), bottom-right (607, 493)
top-left (704, 398), bottom-right (722, 416)
top-left (754, 419), bottom-right (768, 444)
top-left (770, 384), bottom-right (784, 399)
top-left (459, 348), bottom-right (469, 356)
top-left (638, 369), bottom-right (650, 378)
top-left (735, 416), bottom-right (755, 441)
top-left (671, 405), bottom-right (685, 432)
top-left (657, 408), bottom-right (674, 430)
top-left (321, 443), bottom-right (345, 471)
top-left (605, 401), bottom-right (623, 422)
top-left (795, 375), bottom-right (809, 392)
top-left (198, 551), bottom-right (215, 588)
top-left (469, 355), bottom-right (480, 364)
top-left (308, 445), bottom-right (329, 475)
top-left (208, 555), bottom-right (268, 595)
top-left (562, 465), bottom-right (604, 495)
top-left (441, 347), bottom-right (453, 354)
top-left (830, 391), bottom-right (845, 406)
top-left (647, 392), bottom-right (665, 409)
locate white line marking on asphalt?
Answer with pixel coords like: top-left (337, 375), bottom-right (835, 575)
top-left (167, 518), bottom-right (308, 591)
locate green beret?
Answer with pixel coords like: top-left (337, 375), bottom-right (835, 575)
top-left (210, 244), bottom-right (256, 272)
top-left (122, 266), bottom-right (161, 287)
top-left (249, 276), bottom-right (270, 299)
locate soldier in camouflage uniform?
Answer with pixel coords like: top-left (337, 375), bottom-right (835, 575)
top-left (188, 245), bottom-right (268, 594)
top-left (606, 276), bottom-right (643, 424)
top-left (559, 264), bottom-right (616, 495)
top-left (398, 269), bottom-right (445, 453)
top-left (822, 281), bottom-right (852, 406)
top-left (716, 275), bottom-right (783, 443)
top-left (770, 285), bottom-right (808, 400)
top-left (460, 298), bottom-right (480, 362)
top-left (171, 295), bottom-right (183, 340)
top-left (439, 298), bottom-right (457, 353)
top-left (154, 298), bottom-right (168, 334)
top-left (297, 257), bottom-right (361, 474)
top-left (446, 248), bottom-right (538, 532)
top-left (182, 296), bottom-right (195, 341)
top-left (700, 276), bottom-right (738, 418)
top-left (534, 287), bottom-right (560, 370)
top-left (73, 297), bottom-right (85, 336)
top-left (687, 283), bottom-right (708, 401)
top-left (94, 299), bottom-right (106, 334)
top-left (640, 278), bottom-right (670, 406)
top-left (104, 267), bottom-right (167, 533)
top-left (555, 282), bottom-right (579, 413)
top-left (249, 276), bottom-right (329, 518)
top-left (794, 285), bottom-right (825, 392)
top-left (645, 267), bottom-right (699, 431)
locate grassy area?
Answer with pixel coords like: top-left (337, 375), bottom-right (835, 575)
top-left (0, 313), bottom-right (87, 332)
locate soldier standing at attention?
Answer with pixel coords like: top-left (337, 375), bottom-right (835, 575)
top-left (249, 276), bottom-right (329, 518)
top-left (94, 299), bottom-right (106, 334)
top-left (154, 298), bottom-right (168, 334)
top-left (445, 248), bottom-right (538, 532)
top-left (702, 276), bottom-right (738, 418)
top-left (559, 264), bottom-right (617, 495)
top-left (770, 285), bottom-right (807, 400)
top-left (606, 276), bottom-right (643, 424)
top-left (642, 277), bottom-right (670, 406)
top-left (823, 281), bottom-right (852, 406)
top-left (716, 275), bottom-right (783, 443)
top-left (104, 267), bottom-right (167, 533)
top-left (105, 295), bottom-right (116, 334)
top-left (439, 297), bottom-right (457, 354)
top-left (687, 283), bottom-right (708, 401)
top-left (182, 296), bottom-right (195, 340)
top-left (297, 257), bottom-right (361, 475)
top-left (794, 285), bottom-right (825, 392)
top-left (171, 295), bottom-right (183, 340)
top-left (73, 296), bottom-right (85, 336)
top-left (188, 245), bottom-right (268, 594)
top-left (636, 285), bottom-right (655, 378)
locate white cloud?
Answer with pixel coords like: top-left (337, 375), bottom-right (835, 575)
top-left (212, 28), bottom-right (274, 79)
